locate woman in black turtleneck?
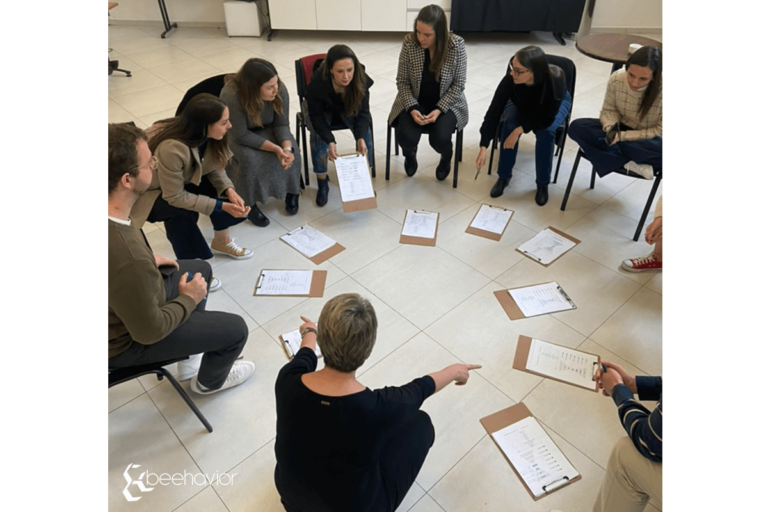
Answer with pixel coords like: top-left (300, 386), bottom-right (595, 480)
top-left (476, 46), bottom-right (571, 206)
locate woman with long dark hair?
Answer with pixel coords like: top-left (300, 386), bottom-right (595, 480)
top-left (388, 4), bottom-right (468, 181)
top-left (221, 58), bottom-right (302, 226)
top-left (568, 46), bottom-right (662, 180)
top-left (131, 93), bottom-right (252, 290)
top-left (305, 44), bottom-right (374, 207)
top-left (476, 45), bottom-right (571, 206)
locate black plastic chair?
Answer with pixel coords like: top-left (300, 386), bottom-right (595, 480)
top-left (295, 55), bottom-right (377, 185)
top-left (384, 122), bottom-right (464, 189)
top-left (487, 54), bottom-right (576, 184)
top-left (109, 356), bottom-right (213, 433)
top-left (560, 149), bottom-right (662, 242)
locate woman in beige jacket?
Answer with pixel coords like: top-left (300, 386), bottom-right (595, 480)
top-left (131, 94), bottom-right (253, 289)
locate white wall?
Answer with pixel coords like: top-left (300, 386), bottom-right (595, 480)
top-left (592, 0), bottom-right (662, 31)
top-left (111, 0), bottom-right (662, 32)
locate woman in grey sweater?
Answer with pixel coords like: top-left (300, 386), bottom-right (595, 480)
top-left (220, 58), bottom-right (302, 226)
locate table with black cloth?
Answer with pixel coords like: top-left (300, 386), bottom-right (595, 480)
top-left (450, 0), bottom-right (587, 44)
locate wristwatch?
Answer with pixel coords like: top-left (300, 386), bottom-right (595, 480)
top-left (285, 146), bottom-right (294, 154)
top-left (300, 327), bottom-right (317, 338)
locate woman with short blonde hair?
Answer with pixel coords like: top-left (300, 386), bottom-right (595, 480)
top-left (274, 293), bottom-right (481, 512)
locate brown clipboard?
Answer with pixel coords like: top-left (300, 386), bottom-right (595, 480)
top-left (253, 270), bottom-right (327, 297)
top-left (399, 210), bottom-right (439, 246)
top-left (280, 227), bottom-right (346, 265)
top-left (480, 402), bottom-right (582, 501)
top-left (335, 154), bottom-right (378, 213)
top-left (513, 335), bottom-right (600, 392)
top-left (493, 281), bottom-right (576, 321)
top-left (465, 204), bottom-right (514, 241)
top-left (515, 226), bottom-right (581, 267)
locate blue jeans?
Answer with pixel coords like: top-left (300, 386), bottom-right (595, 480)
top-left (497, 91), bottom-right (572, 185)
top-left (309, 119), bottom-right (374, 174)
top-left (568, 118), bottom-right (662, 178)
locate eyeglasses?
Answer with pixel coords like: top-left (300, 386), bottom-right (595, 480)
top-left (508, 62), bottom-right (531, 76)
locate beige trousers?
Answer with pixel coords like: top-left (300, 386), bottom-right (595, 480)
top-left (593, 437), bottom-right (662, 512)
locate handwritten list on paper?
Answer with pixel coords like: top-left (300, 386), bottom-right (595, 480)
top-left (255, 270), bottom-right (313, 296)
top-left (525, 338), bottom-right (598, 390)
top-left (335, 154), bottom-right (375, 203)
top-left (508, 282), bottom-right (575, 318)
top-left (281, 225), bottom-right (337, 258)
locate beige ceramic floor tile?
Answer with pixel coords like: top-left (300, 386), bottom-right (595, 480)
top-left (172, 487), bottom-right (229, 512)
top-left (108, 379), bottom-right (145, 413)
top-left (213, 439), bottom-right (286, 512)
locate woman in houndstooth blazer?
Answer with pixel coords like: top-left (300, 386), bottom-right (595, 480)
top-left (387, 4), bottom-right (468, 182)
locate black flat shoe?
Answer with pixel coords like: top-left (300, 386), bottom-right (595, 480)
top-left (404, 151), bottom-right (418, 177)
top-left (435, 155), bottom-right (451, 181)
top-left (285, 193), bottom-right (299, 215)
top-left (535, 185), bottom-right (549, 206)
top-left (315, 178), bottom-right (329, 207)
top-left (248, 205), bottom-right (270, 227)
top-left (490, 177), bottom-right (510, 198)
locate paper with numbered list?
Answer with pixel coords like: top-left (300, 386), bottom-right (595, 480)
top-left (525, 339), bottom-right (599, 390)
top-left (280, 225), bottom-right (337, 258)
top-left (469, 204), bottom-right (513, 235)
top-left (508, 282), bottom-right (576, 318)
top-left (256, 270), bottom-right (313, 296)
top-left (518, 229), bottom-right (576, 265)
top-left (281, 329), bottom-right (322, 359)
top-left (335, 154), bottom-right (375, 203)
top-left (491, 415), bottom-right (579, 498)
top-left (402, 210), bottom-right (438, 239)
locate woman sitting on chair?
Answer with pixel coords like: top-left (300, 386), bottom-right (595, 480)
top-left (132, 93), bottom-right (252, 290)
top-left (274, 293), bottom-right (481, 512)
top-left (476, 46), bottom-right (571, 206)
top-left (388, 4), bottom-right (467, 181)
top-left (305, 44), bottom-right (374, 207)
top-left (568, 46), bottom-right (662, 180)
top-left (220, 58), bottom-right (302, 226)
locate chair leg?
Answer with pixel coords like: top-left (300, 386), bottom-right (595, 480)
top-left (633, 174), bottom-right (662, 242)
top-left (560, 150), bottom-right (582, 211)
top-left (453, 130), bottom-right (462, 188)
top-left (590, 167), bottom-right (596, 189)
top-left (301, 124), bottom-right (309, 186)
top-left (385, 125), bottom-right (392, 181)
top-left (488, 122), bottom-right (500, 175)
top-left (158, 368), bottom-right (213, 433)
top-left (370, 123), bottom-right (376, 178)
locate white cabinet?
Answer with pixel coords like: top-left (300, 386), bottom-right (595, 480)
top-left (271, 0), bottom-right (449, 32)
top-left (362, 0), bottom-right (406, 32)
top-left (270, 0), bottom-right (317, 30)
top-left (317, 0), bottom-right (361, 30)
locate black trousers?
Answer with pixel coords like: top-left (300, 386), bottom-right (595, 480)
top-left (147, 178), bottom-right (246, 260)
top-left (108, 260), bottom-right (249, 390)
top-left (395, 109), bottom-right (457, 157)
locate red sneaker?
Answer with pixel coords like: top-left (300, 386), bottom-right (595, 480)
top-left (621, 253), bottom-right (662, 272)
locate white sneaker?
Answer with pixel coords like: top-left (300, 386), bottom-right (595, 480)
top-left (209, 277), bottom-right (222, 292)
top-left (177, 353), bottom-right (203, 381)
top-left (624, 160), bottom-right (654, 179)
top-left (189, 360), bottom-right (256, 395)
top-left (210, 239), bottom-right (254, 260)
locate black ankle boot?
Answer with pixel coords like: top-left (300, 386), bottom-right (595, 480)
top-left (435, 152), bottom-right (452, 181)
top-left (248, 204), bottom-right (270, 227)
top-left (403, 151), bottom-right (418, 177)
top-left (285, 193), bottom-right (299, 215)
top-left (535, 184), bottom-right (549, 206)
top-left (316, 178), bottom-right (329, 207)
top-left (490, 177), bottom-right (510, 198)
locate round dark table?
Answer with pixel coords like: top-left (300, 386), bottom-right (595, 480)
top-left (576, 33), bottom-right (662, 72)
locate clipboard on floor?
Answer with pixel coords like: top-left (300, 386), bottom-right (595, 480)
top-left (494, 281), bottom-right (576, 321)
top-left (280, 225), bottom-right (345, 265)
top-left (465, 204), bottom-right (514, 241)
top-left (399, 209), bottom-right (439, 246)
top-left (513, 335), bottom-right (601, 392)
top-left (517, 227), bottom-right (581, 268)
top-left (480, 402), bottom-right (581, 501)
top-left (253, 270), bottom-right (327, 297)
top-left (334, 153), bottom-right (378, 213)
